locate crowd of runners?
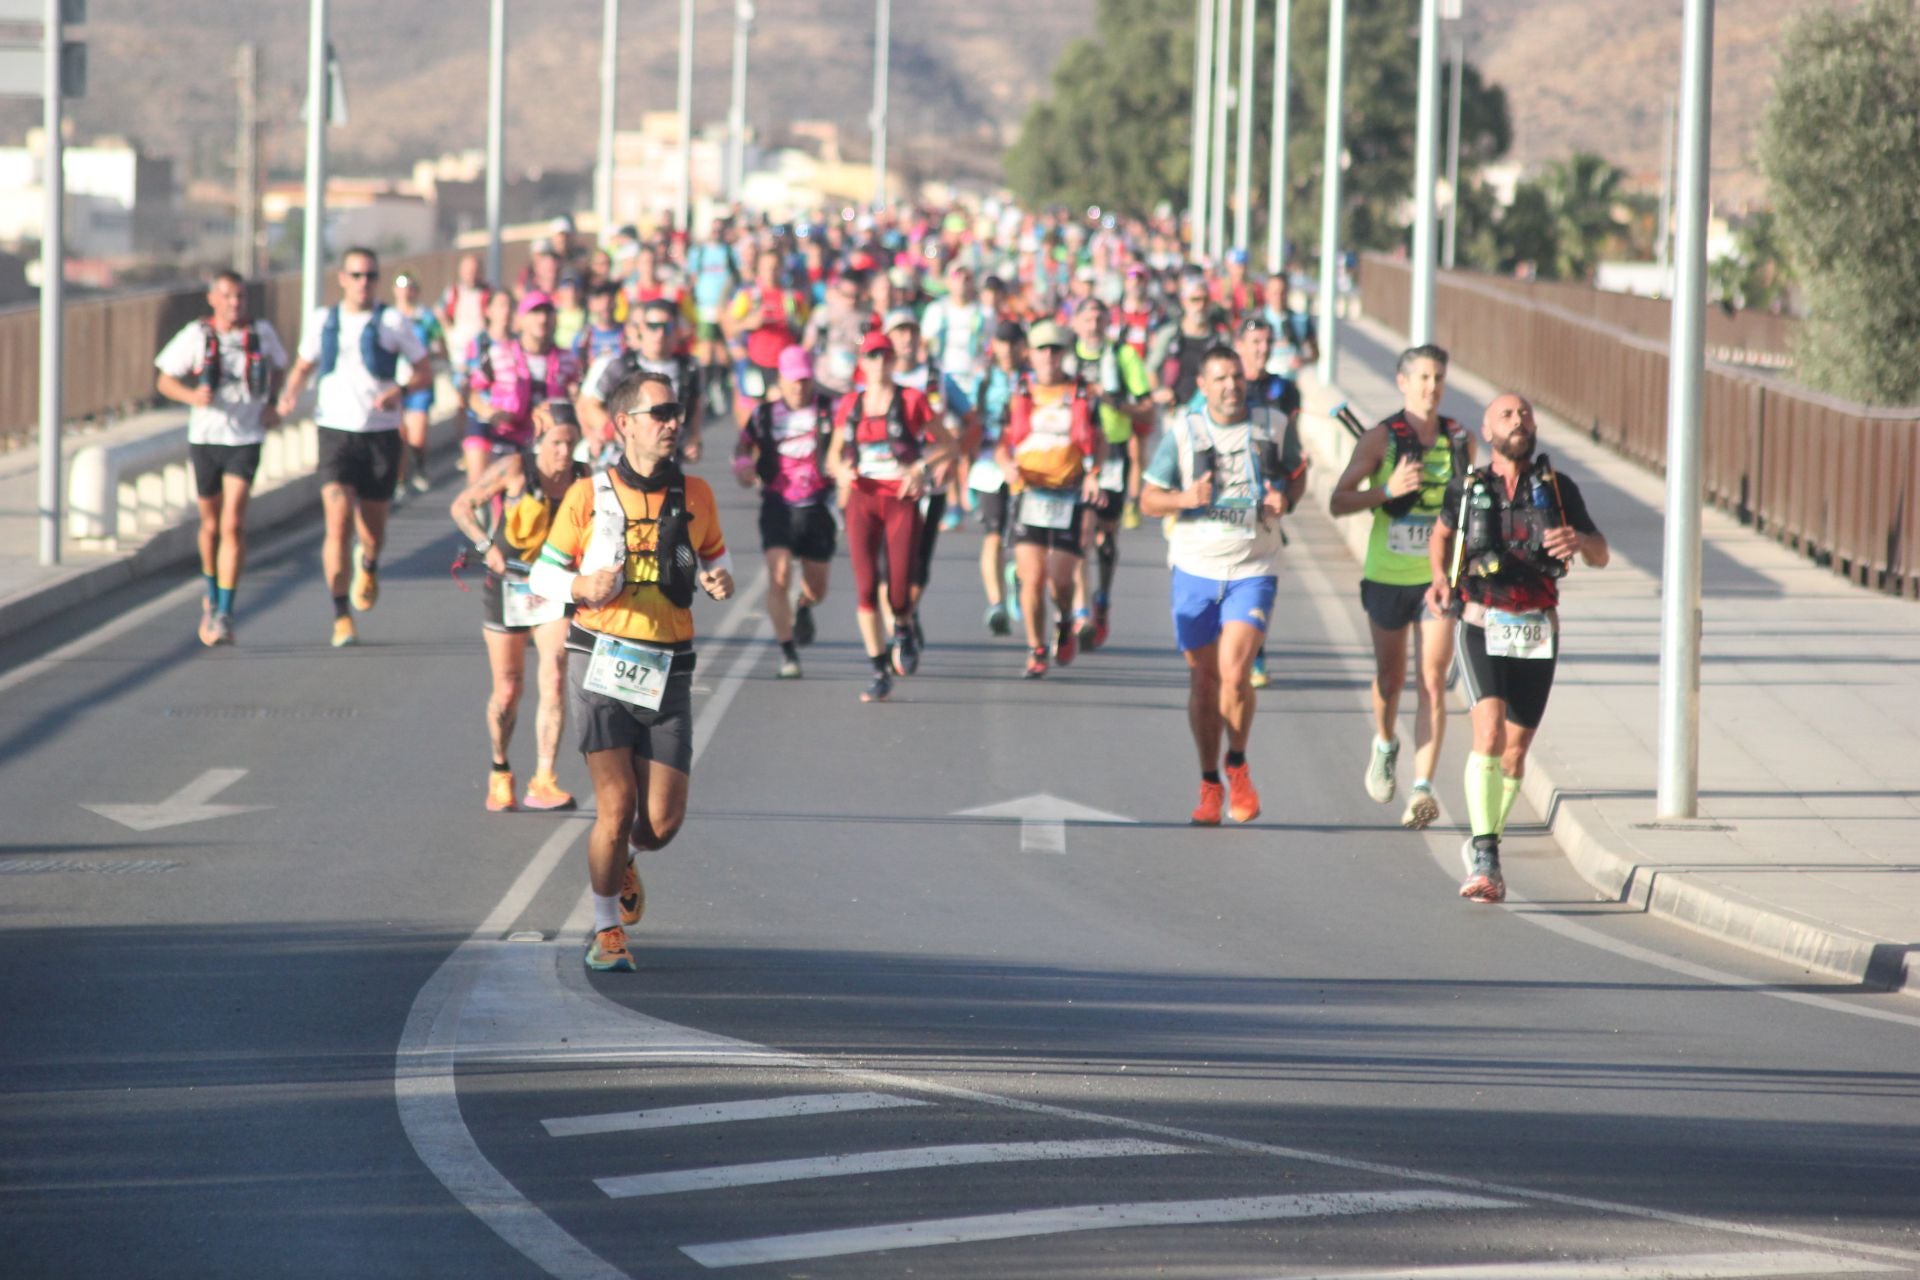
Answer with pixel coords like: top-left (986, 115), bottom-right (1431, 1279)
top-left (156, 202), bottom-right (1607, 972)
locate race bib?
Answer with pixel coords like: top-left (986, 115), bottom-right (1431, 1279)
top-left (739, 365), bottom-right (767, 398)
top-left (1194, 505), bottom-right (1258, 541)
top-left (1097, 455), bottom-right (1127, 492)
top-left (502, 580), bottom-right (565, 629)
top-left (1387, 516), bottom-right (1435, 556)
top-left (582, 634), bottom-right (673, 709)
top-left (968, 455), bottom-right (1005, 493)
top-left (1020, 488), bottom-right (1077, 531)
top-left (1485, 609), bottom-right (1555, 660)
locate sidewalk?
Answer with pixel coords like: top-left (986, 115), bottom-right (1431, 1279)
top-left (1301, 315), bottom-right (1919, 995)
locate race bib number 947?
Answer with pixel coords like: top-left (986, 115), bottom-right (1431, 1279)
top-left (583, 634), bottom-right (673, 709)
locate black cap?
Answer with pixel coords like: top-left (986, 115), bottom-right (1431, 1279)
top-left (994, 319), bottom-right (1027, 344)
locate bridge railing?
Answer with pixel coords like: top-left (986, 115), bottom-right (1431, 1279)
top-left (1358, 253), bottom-right (1920, 598)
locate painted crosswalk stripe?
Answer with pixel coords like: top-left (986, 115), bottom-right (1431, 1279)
top-left (541, 1091), bottom-right (926, 1139)
top-left (679, 1188), bottom-right (1516, 1269)
top-left (599, 1137), bottom-right (1188, 1199)
top-left (1261, 1251), bottom-right (1900, 1278)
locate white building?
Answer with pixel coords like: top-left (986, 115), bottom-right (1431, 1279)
top-left (0, 130), bottom-right (174, 259)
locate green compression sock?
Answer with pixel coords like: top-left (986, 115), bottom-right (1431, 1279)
top-left (1464, 753), bottom-right (1503, 839)
top-left (1495, 772), bottom-right (1523, 836)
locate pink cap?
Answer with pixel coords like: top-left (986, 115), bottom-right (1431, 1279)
top-left (517, 291), bottom-right (556, 315)
top-left (777, 346), bottom-right (814, 382)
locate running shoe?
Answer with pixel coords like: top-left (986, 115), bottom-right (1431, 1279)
top-left (389, 484), bottom-right (408, 510)
top-left (1249, 652), bottom-right (1269, 689)
top-left (1459, 841), bottom-right (1506, 904)
top-left (330, 616), bottom-right (358, 648)
top-left (793, 603), bottom-right (817, 647)
top-left (1121, 501), bottom-right (1142, 530)
top-left (198, 600), bottom-right (220, 648)
top-left (584, 925), bottom-right (636, 972)
top-left (213, 613), bottom-right (235, 646)
top-left (524, 772), bottom-right (576, 811)
top-left (777, 655), bottom-right (803, 679)
top-left (985, 602), bottom-right (1010, 636)
top-left (410, 469), bottom-right (431, 495)
top-left (1003, 562), bottom-right (1023, 622)
top-left (486, 770), bottom-right (517, 812)
top-left (1364, 737), bottom-right (1399, 804)
top-left (351, 557), bottom-right (379, 612)
top-left (891, 624), bottom-right (919, 676)
top-left (1224, 763), bottom-right (1261, 823)
top-left (618, 856), bottom-right (646, 926)
top-left (1191, 779), bottom-right (1226, 826)
top-left (861, 670), bottom-right (893, 703)
top-left (1024, 647), bottom-right (1049, 679)
top-left (939, 504), bottom-right (963, 532)
top-left (1075, 609), bottom-right (1098, 653)
top-left (1092, 602), bottom-right (1111, 651)
top-left (1054, 618), bottom-right (1078, 667)
top-left (1401, 783), bottom-right (1440, 830)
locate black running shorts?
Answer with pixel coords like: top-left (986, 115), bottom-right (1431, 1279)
top-left (758, 496), bottom-right (838, 563)
top-left (189, 443), bottom-right (261, 498)
top-left (568, 644), bottom-right (697, 773)
top-left (1360, 579), bottom-right (1435, 632)
top-left (317, 427), bottom-right (402, 502)
top-left (1456, 618), bottom-right (1558, 730)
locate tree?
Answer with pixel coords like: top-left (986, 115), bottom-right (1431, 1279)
top-left (1537, 152), bottom-right (1627, 281)
top-left (1709, 211), bottom-right (1791, 314)
top-left (1493, 181), bottom-right (1556, 277)
top-left (1005, 0), bottom-right (1512, 254)
top-left (1759, 0), bottom-right (1920, 405)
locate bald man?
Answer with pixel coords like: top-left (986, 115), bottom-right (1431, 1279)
top-left (1427, 394), bottom-right (1609, 903)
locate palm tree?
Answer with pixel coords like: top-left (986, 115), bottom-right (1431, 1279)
top-left (1539, 152), bottom-right (1627, 281)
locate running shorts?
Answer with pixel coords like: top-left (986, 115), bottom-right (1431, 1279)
top-left (759, 497), bottom-right (838, 563)
top-left (568, 644), bottom-right (697, 773)
top-left (190, 443), bottom-right (261, 498)
top-left (1456, 618), bottom-right (1557, 730)
top-left (318, 428), bottom-right (402, 502)
top-left (1171, 568), bottom-right (1278, 653)
top-left (1360, 578), bottom-right (1435, 632)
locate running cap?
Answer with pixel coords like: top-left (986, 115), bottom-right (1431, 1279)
top-left (550, 215), bottom-right (575, 233)
top-left (994, 319), bottom-right (1027, 344)
top-left (882, 308), bottom-right (919, 332)
top-left (1027, 320), bottom-right (1068, 350)
top-left (859, 331), bottom-right (893, 356)
top-left (1226, 247), bottom-right (1249, 265)
top-left (517, 291), bottom-right (556, 315)
top-left (777, 346), bottom-right (814, 381)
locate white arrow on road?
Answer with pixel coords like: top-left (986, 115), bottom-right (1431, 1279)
top-left (953, 793), bottom-right (1137, 854)
top-left (83, 768), bottom-right (272, 832)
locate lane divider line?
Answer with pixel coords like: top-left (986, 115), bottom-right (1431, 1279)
top-left (543, 1091), bottom-right (928, 1139)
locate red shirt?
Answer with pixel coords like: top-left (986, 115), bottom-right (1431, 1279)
top-left (835, 386), bottom-right (935, 498)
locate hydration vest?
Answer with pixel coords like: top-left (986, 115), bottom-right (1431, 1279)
top-left (588, 464), bottom-right (698, 610)
top-left (743, 394), bottom-right (836, 486)
top-left (1454, 454), bottom-right (1570, 589)
top-left (1380, 411), bottom-right (1469, 518)
top-left (318, 303), bottom-right (399, 381)
top-left (835, 388), bottom-right (922, 471)
top-left (199, 322), bottom-right (272, 399)
top-left (1179, 406), bottom-right (1288, 498)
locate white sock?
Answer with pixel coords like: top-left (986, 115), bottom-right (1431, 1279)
top-left (1413, 778), bottom-right (1432, 791)
top-left (1375, 736), bottom-right (1397, 752)
top-left (592, 893), bottom-right (621, 932)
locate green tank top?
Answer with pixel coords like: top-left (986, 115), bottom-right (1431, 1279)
top-left (1363, 417), bottom-right (1462, 586)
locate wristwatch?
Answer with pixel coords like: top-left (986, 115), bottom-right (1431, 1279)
top-left (472, 537), bottom-right (494, 555)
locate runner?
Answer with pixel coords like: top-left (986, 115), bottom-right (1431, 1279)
top-left (1137, 346), bottom-right (1305, 824)
top-left (389, 272), bottom-right (447, 506)
top-left (1147, 275), bottom-right (1230, 427)
top-left (574, 281), bottom-right (628, 366)
top-left (921, 264), bottom-right (992, 534)
top-left (154, 269), bottom-right (288, 647)
top-left (579, 299), bottom-right (703, 462)
top-left (1064, 297), bottom-right (1151, 651)
top-left (551, 276), bottom-right (588, 352)
top-left (826, 330), bottom-right (957, 702)
top-left (1259, 270), bottom-right (1318, 375)
top-left (449, 403), bottom-right (588, 813)
top-left (437, 253), bottom-right (492, 392)
top-left (458, 289), bottom-right (516, 480)
top-left (1329, 344), bottom-right (1474, 830)
top-left (279, 249), bottom-right (432, 647)
top-left (733, 346), bottom-right (837, 679)
top-left (881, 309), bottom-right (955, 638)
top-left (800, 271), bottom-right (873, 397)
top-left (996, 320), bottom-right (1102, 678)
top-left (1111, 265), bottom-right (1164, 360)
top-left (465, 292), bottom-right (585, 481)
top-left (724, 248), bottom-right (807, 427)
top-left (687, 219), bottom-right (740, 415)
top-left (1426, 393), bottom-right (1608, 902)
top-left (527, 371), bottom-right (735, 973)
top-left (1234, 316), bottom-right (1305, 688)
top-left (964, 320), bottom-right (1027, 636)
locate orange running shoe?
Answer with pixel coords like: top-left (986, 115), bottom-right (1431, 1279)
top-left (523, 772), bottom-right (576, 811)
top-left (618, 857), bottom-right (646, 926)
top-left (486, 770), bottom-right (517, 812)
top-left (1191, 779), bottom-right (1226, 826)
top-left (330, 616), bottom-right (358, 648)
top-left (1224, 762), bottom-right (1261, 824)
top-left (584, 926), bottom-right (635, 972)
top-left (350, 554), bottom-right (379, 612)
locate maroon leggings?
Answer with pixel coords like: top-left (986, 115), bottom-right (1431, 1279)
top-left (845, 484), bottom-right (923, 617)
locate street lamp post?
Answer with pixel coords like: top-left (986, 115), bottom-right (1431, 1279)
top-left (870, 0), bottom-right (890, 210)
top-left (1657, 0), bottom-right (1716, 819)
top-left (484, 0), bottom-right (504, 286)
top-left (1266, 0), bottom-right (1292, 276)
top-left (675, 0), bottom-right (693, 235)
top-left (1189, 0), bottom-right (1215, 257)
top-left (1443, 33), bottom-right (1463, 270)
top-left (1409, 0), bottom-right (1440, 345)
top-left (302, 0), bottom-right (328, 318)
top-left (37, 0), bottom-right (64, 566)
top-left (1208, 0), bottom-right (1232, 261)
top-left (596, 0), bottom-right (618, 236)
top-left (728, 0), bottom-right (754, 202)
top-left (1232, 0), bottom-right (1256, 254)
top-left (1315, 0), bottom-right (1347, 386)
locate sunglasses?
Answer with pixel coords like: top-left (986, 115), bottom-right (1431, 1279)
top-left (860, 350), bottom-right (893, 361)
top-left (642, 320), bottom-right (673, 331)
top-left (636, 403), bottom-right (686, 423)
top-left (346, 270), bottom-right (380, 280)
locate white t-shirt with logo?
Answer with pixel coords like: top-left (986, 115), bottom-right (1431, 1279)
top-left (296, 306), bottom-right (428, 434)
top-left (154, 319), bottom-right (290, 446)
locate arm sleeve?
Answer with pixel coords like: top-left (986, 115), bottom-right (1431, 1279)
top-left (1142, 431), bottom-right (1182, 490)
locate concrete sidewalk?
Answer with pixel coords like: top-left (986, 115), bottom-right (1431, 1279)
top-left (1301, 315), bottom-right (1918, 995)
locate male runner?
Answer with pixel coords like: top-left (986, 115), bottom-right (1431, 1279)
top-left (1138, 347), bottom-right (1305, 824)
top-left (734, 346), bottom-right (836, 679)
top-left (389, 271), bottom-right (447, 504)
top-left (1064, 297), bottom-right (1151, 650)
top-left (965, 320), bottom-right (1027, 635)
top-left (1147, 275), bottom-right (1229, 426)
top-left (529, 372), bottom-right (734, 973)
top-left (1329, 344), bottom-right (1473, 829)
top-left (996, 321), bottom-right (1102, 678)
top-left (279, 248), bottom-right (431, 647)
top-left (580, 299), bottom-right (704, 460)
top-left (1427, 394), bottom-right (1608, 902)
top-left (1234, 316), bottom-right (1304, 688)
top-left (155, 269), bottom-right (288, 646)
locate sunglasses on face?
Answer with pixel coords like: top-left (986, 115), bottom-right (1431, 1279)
top-left (642, 320), bottom-right (672, 331)
top-left (860, 351), bottom-right (892, 361)
top-left (638, 403), bottom-right (686, 423)
top-left (346, 270), bottom-right (380, 280)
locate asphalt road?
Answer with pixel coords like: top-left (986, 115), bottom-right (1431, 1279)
top-left (3, 442), bottom-right (1918, 1279)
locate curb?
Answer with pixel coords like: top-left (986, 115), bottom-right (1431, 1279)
top-left (1300, 343), bottom-right (1912, 996)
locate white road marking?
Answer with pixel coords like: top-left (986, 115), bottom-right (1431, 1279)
top-left (1264, 1251), bottom-right (1901, 1278)
top-left (598, 1137), bottom-right (1189, 1199)
top-left (83, 766), bottom-right (272, 831)
top-left (393, 569), bottom-right (770, 1280)
top-left (953, 792), bottom-right (1137, 855)
top-left (679, 1189), bottom-right (1516, 1269)
top-left (543, 1091), bottom-right (926, 1139)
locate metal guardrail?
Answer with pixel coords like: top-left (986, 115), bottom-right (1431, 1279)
top-left (0, 240), bottom-right (535, 452)
top-left (1359, 253), bottom-right (1920, 598)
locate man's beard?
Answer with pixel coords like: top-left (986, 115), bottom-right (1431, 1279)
top-left (1498, 430), bottom-right (1536, 461)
